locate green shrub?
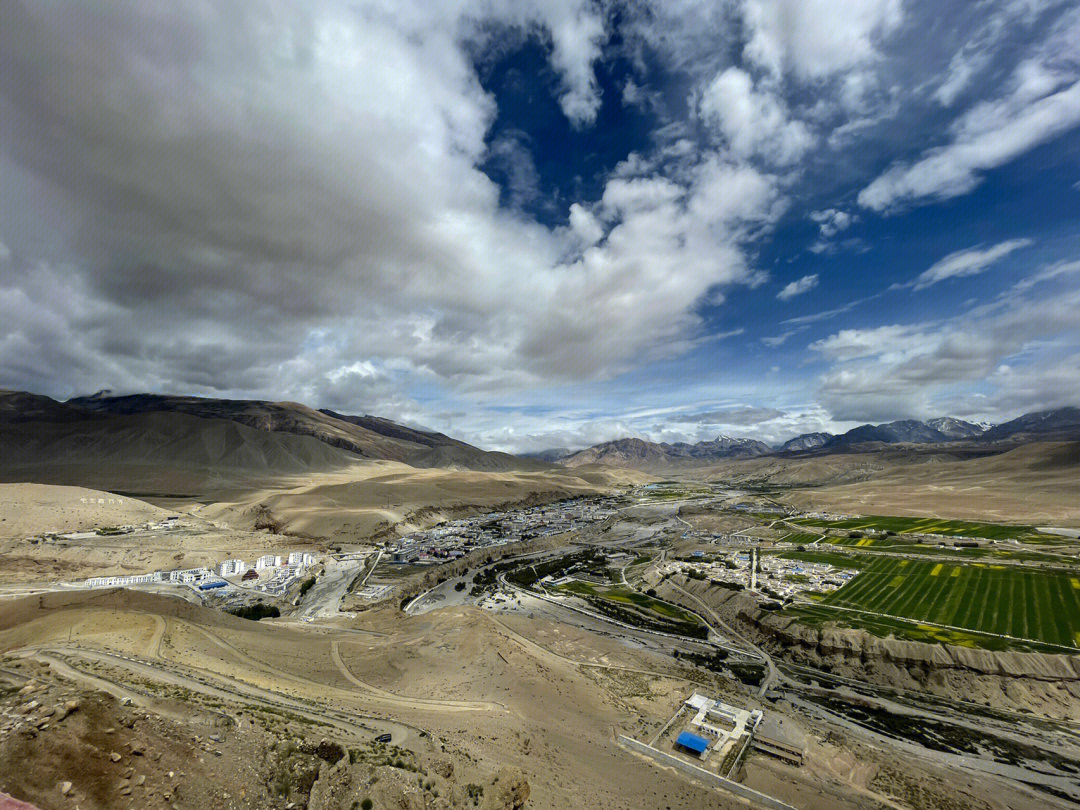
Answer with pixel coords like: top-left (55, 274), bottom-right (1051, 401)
top-left (228, 603), bottom-right (280, 621)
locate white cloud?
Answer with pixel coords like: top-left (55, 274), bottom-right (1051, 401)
top-left (741, 0), bottom-right (903, 80)
top-left (0, 1), bottom-right (798, 418)
top-left (538, 0), bottom-right (608, 126)
top-left (1011, 258), bottom-right (1080, 293)
top-left (810, 285), bottom-right (1080, 422)
top-left (809, 208), bottom-right (855, 237)
top-left (860, 10), bottom-right (1080, 210)
top-left (761, 332), bottom-right (794, 347)
top-left (777, 273), bottom-right (819, 300)
top-left (910, 238), bottom-right (1033, 290)
top-left (698, 67), bottom-right (814, 164)
top-left (933, 0), bottom-right (1055, 107)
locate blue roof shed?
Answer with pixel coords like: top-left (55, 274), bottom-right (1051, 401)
top-left (675, 731), bottom-right (710, 754)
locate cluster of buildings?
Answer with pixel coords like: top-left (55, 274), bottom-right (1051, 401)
top-left (82, 550), bottom-right (317, 594)
top-left (670, 693), bottom-right (762, 775)
top-left (387, 498), bottom-right (617, 565)
top-left (218, 551), bottom-right (315, 578)
top-left (664, 550), bottom-right (852, 601)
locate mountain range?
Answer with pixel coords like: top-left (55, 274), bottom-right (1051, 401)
top-left (0, 390), bottom-right (549, 497)
top-left (3, 390), bottom-right (1078, 481)
top-left (551, 407), bottom-right (1080, 470)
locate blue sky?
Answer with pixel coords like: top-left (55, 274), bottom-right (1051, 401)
top-left (1, 1), bottom-right (1079, 450)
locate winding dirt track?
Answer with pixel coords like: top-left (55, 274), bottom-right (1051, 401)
top-left (485, 613), bottom-right (712, 685)
top-left (172, 620), bottom-right (504, 713)
top-left (330, 639), bottom-right (506, 713)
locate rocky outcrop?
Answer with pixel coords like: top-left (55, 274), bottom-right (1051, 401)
top-left (754, 610), bottom-right (1080, 682)
top-left (657, 574), bottom-right (1080, 720)
top-left (480, 766), bottom-right (529, 810)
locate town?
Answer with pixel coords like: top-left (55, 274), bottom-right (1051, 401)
top-left (385, 496), bottom-right (619, 563)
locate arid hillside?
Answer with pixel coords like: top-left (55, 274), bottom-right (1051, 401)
top-left (0, 391), bottom-right (648, 541)
top-left (198, 462), bottom-right (647, 541)
top-left (696, 441), bottom-right (1080, 524)
top-left (0, 484), bottom-right (173, 540)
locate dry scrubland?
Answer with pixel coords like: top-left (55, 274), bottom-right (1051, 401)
top-left (1, 589), bottom-right (1059, 810)
top-left (199, 462), bottom-right (648, 541)
top-left (688, 441), bottom-right (1080, 526)
top-left (0, 483), bottom-right (317, 584)
top-left (0, 484), bottom-right (173, 540)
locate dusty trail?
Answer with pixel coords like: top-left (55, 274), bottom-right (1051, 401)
top-left (18, 643), bottom-right (415, 745)
top-left (176, 621), bottom-right (503, 713)
top-left (485, 613), bottom-right (712, 686)
top-left (331, 639), bottom-right (506, 713)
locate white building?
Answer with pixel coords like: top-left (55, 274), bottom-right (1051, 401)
top-left (287, 551), bottom-right (316, 568)
top-left (255, 554), bottom-right (283, 570)
top-left (219, 559), bottom-right (247, 577)
top-left (85, 571), bottom-right (162, 588)
top-left (169, 567), bottom-right (211, 584)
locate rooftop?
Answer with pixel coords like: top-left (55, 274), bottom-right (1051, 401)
top-left (675, 731), bottom-right (711, 754)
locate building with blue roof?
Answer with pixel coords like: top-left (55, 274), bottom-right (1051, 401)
top-left (675, 730), bottom-right (711, 758)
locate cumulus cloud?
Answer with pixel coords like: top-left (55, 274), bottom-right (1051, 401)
top-left (2, 0), bottom-right (1077, 453)
top-left (810, 283), bottom-right (1080, 422)
top-left (809, 208), bottom-right (855, 238)
top-left (908, 239), bottom-right (1033, 290)
top-left (777, 274), bottom-right (819, 300)
top-left (698, 67), bottom-right (814, 165)
top-left (0, 1), bottom-right (791, 433)
top-left (740, 0), bottom-right (903, 80)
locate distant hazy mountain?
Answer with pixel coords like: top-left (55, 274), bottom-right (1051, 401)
top-left (520, 448), bottom-right (575, 462)
top-left (778, 432), bottom-right (834, 452)
top-left (926, 417), bottom-right (988, 439)
top-left (823, 417), bottom-right (989, 448)
top-left (561, 435), bottom-right (771, 469)
top-left (559, 408), bottom-right (1078, 470)
top-left (981, 406), bottom-right (1080, 441)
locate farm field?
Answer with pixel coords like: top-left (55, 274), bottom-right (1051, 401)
top-left (790, 515), bottom-right (1064, 543)
top-left (780, 532), bottom-right (827, 545)
top-left (779, 538), bottom-right (1080, 567)
top-left (782, 604), bottom-right (1047, 652)
top-left (812, 557), bottom-right (1080, 649)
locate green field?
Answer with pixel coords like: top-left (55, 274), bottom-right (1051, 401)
top-left (780, 537), bottom-right (1079, 567)
top-left (783, 604), bottom-right (1040, 652)
top-left (812, 557), bottom-right (1080, 649)
top-left (780, 532), bottom-right (827, 545)
top-left (791, 515), bottom-right (1062, 543)
top-left (556, 581), bottom-right (702, 625)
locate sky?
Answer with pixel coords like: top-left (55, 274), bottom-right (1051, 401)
top-left (1, 0), bottom-right (1080, 452)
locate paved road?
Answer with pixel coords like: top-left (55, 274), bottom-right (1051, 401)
top-left (662, 578), bottom-right (776, 695)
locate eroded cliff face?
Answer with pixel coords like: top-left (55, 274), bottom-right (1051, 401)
top-left (656, 575), bottom-right (1080, 720)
